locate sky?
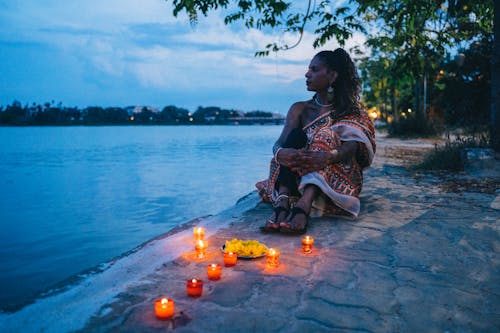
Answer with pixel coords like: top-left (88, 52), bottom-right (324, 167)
top-left (0, 0), bottom-right (365, 114)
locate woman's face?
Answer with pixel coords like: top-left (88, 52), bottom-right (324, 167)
top-left (305, 56), bottom-right (336, 92)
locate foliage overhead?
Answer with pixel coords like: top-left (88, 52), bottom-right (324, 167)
top-left (169, 0), bottom-right (364, 56)
top-left (168, 0), bottom-right (493, 59)
top-left (358, 0), bottom-right (493, 77)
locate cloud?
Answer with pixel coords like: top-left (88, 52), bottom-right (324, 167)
top-left (0, 0), bottom-right (369, 112)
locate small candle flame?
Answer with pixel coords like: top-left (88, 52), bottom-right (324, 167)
top-left (161, 298), bottom-right (168, 305)
top-left (192, 278), bottom-right (197, 283)
top-left (228, 252), bottom-right (233, 255)
top-left (211, 264), bottom-right (217, 268)
top-left (303, 236), bottom-right (314, 244)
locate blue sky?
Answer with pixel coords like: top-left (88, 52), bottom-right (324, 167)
top-left (0, 0), bottom-right (364, 114)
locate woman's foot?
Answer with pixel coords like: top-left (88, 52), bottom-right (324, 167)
top-left (280, 185), bottom-right (316, 234)
top-left (280, 205), bottom-right (309, 235)
top-left (261, 194), bottom-right (289, 233)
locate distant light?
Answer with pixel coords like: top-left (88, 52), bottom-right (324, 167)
top-left (189, 117), bottom-right (193, 122)
top-left (407, 108), bottom-right (412, 113)
top-left (130, 116), bottom-right (135, 121)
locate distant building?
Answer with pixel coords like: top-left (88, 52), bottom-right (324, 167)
top-left (227, 112), bottom-right (285, 125)
top-left (125, 106), bottom-right (159, 116)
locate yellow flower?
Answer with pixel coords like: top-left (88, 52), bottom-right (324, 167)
top-left (224, 238), bottom-right (267, 257)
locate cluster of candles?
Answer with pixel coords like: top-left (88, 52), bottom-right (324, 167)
top-left (154, 226), bottom-right (315, 320)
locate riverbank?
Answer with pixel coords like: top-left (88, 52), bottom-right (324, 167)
top-left (1, 133), bottom-right (499, 332)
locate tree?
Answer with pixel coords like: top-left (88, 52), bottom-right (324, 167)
top-left (357, 1), bottom-right (493, 136)
top-left (0, 101), bottom-right (27, 125)
top-left (492, 0), bottom-right (500, 150)
top-left (358, 0), bottom-right (493, 124)
top-left (160, 105), bottom-right (191, 124)
top-left (170, 0), bottom-right (363, 56)
top-left (134, 107), bottom-right (156, 124)
top-left (167, 0), bottom-right (495, 145)
top-left (433, 37), bottom-right (492, 128)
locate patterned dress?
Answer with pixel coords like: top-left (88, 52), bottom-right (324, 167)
top-left (255, 110), bottom-right (376, 219)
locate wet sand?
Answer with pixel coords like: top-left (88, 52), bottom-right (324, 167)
top-left (1, 133), bottom-right (499, 333)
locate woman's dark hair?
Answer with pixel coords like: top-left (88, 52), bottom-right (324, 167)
top-left (314, 48), bottom-right (362, 117)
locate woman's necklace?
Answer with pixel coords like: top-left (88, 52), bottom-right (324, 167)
top-left (314, 95), bottom-right (333, 108)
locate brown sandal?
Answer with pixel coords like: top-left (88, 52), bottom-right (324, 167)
top-left (280, 207), bottom-right (309, 235)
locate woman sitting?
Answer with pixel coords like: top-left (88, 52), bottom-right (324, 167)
top-left (256, 48), bottom-right (376, 234)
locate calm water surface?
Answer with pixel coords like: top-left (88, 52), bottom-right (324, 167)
top-left (0, 125), bottom-right (280, 311)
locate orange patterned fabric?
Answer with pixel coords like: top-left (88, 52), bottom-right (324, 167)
top-left (255, 110), bottom-right (376, 218)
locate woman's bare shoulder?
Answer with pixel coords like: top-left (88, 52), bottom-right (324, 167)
top-left (281, 100), bottom-right (312, 130)
top-left (288, 100), bottom-right (311, 115)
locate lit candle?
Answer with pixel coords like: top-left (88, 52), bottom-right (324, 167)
top-left (194, 239), bottom-right (208, 259)
top-left (154, 297), bottom-right (175, 320)
top-left (223, 251), bottom-right (238, 267)
top-left (186, 278), bottom-right (203, 297)
top-left (193, 227), bottom-right (205, 240)
top-left (266, 248), bottom-right (280, 267)
top-left (302, 235), bottom-right (314, 254)
top-left (206, 263), bottom-right (222, 280)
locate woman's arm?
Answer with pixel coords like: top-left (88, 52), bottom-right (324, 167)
top-left (273, 103), bottom-right (308, 168)
top-left (292, 141), bottom-right (358, 176)
top-left (273, 102), bottom-right (303, 152)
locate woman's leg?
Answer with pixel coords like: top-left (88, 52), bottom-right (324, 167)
top-left (275, 128), bottom-right (307, 196)
top-left (280, 128), bottom-right (341, 233)
top-left (262, 128), bottom-right (307, 231)
top-left (280, 184), bottom-right (318, 232)
top-left (262, 185), bottom-right (290, 230)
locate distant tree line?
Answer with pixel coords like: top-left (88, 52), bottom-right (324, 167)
top-left (0, 103), bottom-right (283, 126)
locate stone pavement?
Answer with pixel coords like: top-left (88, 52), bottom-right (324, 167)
top-left (77, 135), bottom-right (499, 333)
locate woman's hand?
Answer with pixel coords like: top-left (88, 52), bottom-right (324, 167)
top-left (291, 151), bottom-right (335, 176)
top-left (287, 141), bottom-right (358, 176)
top-left (277, 149), bottom-right (336, 176)
top-left (275, 148), bottom-right (309, 169)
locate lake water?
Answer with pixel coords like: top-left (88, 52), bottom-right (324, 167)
top-left (0, 125), bottom-right (281, 312)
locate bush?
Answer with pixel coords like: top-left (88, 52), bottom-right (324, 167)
top-left (414, 133), bottom-right (490, 171)
top-left (388, 112), bottom-right (442, 137)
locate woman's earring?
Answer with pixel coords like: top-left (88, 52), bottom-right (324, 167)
top-left (327, 85), bottom-right (335, 103)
